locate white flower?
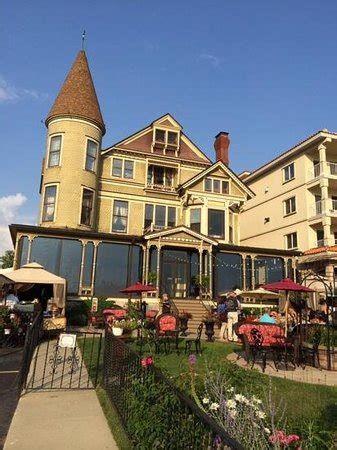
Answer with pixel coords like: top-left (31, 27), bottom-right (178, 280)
top-left (252, 396), bottom-right (262, 404)
top-left (227, 387), bottom-right (234, 393)
top-left (234, 394), bottom-right (245, 402)
top-left (202, 398), bottom-right (210, 405)
top-left (226, 399), bottom-right (236, 409)
top-left (257, 411), bottom-right (266, 419)
top-left (264, 427), bottom-right (271, 435)
top-left (229, 409), bottom-right (237, 418)
top-left (210, 402), bottom-right (219, 411)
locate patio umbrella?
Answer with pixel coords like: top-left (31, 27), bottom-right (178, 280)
top-left (262, 279), bottom-right (314, 336)
top-left (120, 281), bottom-right (156, 295)
top-left (241, 288), bottom-right (280, 311)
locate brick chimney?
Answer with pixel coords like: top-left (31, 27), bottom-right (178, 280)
top-left (214, 132), bottom-right (230, 165)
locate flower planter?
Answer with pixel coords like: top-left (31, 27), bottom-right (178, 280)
top-left (203, 321), bottom-right (215, 342)
top-left (179, 317), bottom-right (189, 336)
top-left (112, 327), bottom-right (123, 336)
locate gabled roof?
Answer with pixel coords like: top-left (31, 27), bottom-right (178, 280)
top-left (144, 225), bottom-right (218, 245)
top-left (102, 113), bottom-right (212, 165)
top-left (46, 50), bottom-right (105, 134)
top-left (244, 129), bottom-right (337, 183)
top-left (179, 160), bottom-right (255, 199)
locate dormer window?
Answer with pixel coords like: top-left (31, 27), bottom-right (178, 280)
top-left (153, 128), bottom-right (180, 153)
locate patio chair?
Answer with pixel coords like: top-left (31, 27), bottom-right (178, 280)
top-left (301, 329), bottom-right (321, 370)
top-left (155, 313), bottom-right (180, 353)
top-left (184, 323), bottom-right (203, 355)
top-left (250, 328), bottom-right (278, 372)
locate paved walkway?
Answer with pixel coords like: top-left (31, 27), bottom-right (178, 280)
top-left (4, 390), bottom-right (118, 450)
top-left (227, 352), bottom-right (337, 386)
top-left (0, 348), bottom-right (23, 450)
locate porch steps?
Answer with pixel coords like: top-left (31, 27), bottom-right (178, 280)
top-left (172, 299), bottom-right (210, 335)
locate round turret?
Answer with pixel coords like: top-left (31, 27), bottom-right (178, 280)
top-left (39, 51), bottom-right (105, 230)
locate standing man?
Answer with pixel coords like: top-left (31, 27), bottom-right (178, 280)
top-left (226, 292), bottom-right (240, 342)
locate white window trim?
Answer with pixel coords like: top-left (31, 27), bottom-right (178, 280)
top-left (189, 207), bottom-right (202, 231)
top-left (46, 133), bottom-right (64, 169)
top-left (207, 208), bottom-right (226, 239)
top-left (283, 196), bottom-right (297, 216)
top-left (111, 199), bottom-right (129, 234)
top-left (204, 177), bottom-right (230, 195)
top-left (285, 232), bottom-right (298, 250)
top-left (79, 186), bottom-right (95, 227)
top-left (282, 162), bottom-right (295, 183)
top-left (143, 203), bottom-right (177, 229)
top-left (40, 183), bottom-right (59, 223)
top-left (84, 137), bottom-right (99, 173)
top-left (111, 157), bottom-right (135, 179)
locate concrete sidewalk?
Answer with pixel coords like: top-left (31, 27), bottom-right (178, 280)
top-left (4, 390), bottom-right (118, 450)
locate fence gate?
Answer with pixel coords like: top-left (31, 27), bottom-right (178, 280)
top-left (23, 330), bottom-right (102, 391)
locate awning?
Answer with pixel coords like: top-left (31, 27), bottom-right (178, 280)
top-left (0, 262), bottom-right (66, 308)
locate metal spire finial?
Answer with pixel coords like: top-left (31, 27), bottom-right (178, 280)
top-left (82, 30), bottom-right (86, 50)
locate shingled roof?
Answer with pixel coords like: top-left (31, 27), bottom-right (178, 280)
top-left (45, 50), bottom-right (105, 134)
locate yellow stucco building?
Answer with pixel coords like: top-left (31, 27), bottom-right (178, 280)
top-left (241, 131), bottom-right (337, 291)
top-left (10, 50), bottom-right (298, 312)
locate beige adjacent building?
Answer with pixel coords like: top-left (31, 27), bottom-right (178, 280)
top-left (10, 50), bottom-right (298, 311)
top-left (241, 130), bottom-right (337, 290)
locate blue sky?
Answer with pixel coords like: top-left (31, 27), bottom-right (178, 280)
top-left (2, 0), bottom-right (337, 252)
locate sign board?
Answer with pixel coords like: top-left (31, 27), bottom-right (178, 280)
top-left (58, 333), bottom-right (77, 349)
top-left (92, 298), bottom-right (98, 312)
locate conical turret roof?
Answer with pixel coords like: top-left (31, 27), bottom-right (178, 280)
top-left (46, 50), bottom-right (105, 134)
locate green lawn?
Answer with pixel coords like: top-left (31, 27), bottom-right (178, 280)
top-left (132, 339), bottom-right (337, 437)
top-left (79, 336), bottom-right (337, 444)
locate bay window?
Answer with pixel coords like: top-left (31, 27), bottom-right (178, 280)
top-left (190, 209), bottom-right (201, 233)
top-left (147, 165), bottom-right (175, 190)
top-left (208, 209), bottom-right (224, 238)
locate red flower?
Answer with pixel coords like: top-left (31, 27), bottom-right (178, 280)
top-left (141, 356), bottom-right (154, 367)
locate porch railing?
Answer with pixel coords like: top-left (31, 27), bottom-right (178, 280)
top-left (103, 330), bottom-right (243, 449)
top-left (17, 312), bottom-right (42, 394)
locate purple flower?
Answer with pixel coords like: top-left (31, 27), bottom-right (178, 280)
top-left (188, 354), bottom-right (197, 365)
top-left (214, 435), bottom-right (222, 446)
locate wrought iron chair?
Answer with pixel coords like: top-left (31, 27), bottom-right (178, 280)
top-left (301, 328), bottom-right (321, 370)
top-left (155, 313), bottom-right (180, 353)
top-left (184, 323), bottom-right (203, 354)
top-left (250, 328), bottom-right (278, 372)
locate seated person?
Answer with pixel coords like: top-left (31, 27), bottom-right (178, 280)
top-left (259, 308), bottom-right (277, 324)
top-left (2, 285), bottom-right (19, 310)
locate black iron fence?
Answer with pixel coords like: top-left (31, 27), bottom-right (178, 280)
top-left (103, 328), bottom-right (243, 449)
top-left (17, 311), bottom-right (42, 394)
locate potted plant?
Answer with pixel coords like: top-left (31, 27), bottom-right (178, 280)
top-left (178, 311), bottom-right (192, 336)
top-left (203, 310), bottom-right (216, 342)
top-left (147, 272), bottom-right (157, 286)
top-left (111, 318), bottom-right (138, 336)
top-left (192, 274), bottom-right (210, 298)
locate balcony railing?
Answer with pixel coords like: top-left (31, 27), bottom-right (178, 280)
top-left (146, 183), bottom-right (176, 192)
top-left (312, 200), bottom-right (322, 216)
top-left (309, 161), bottom-right (337, 180)
top-left (332, 200), bottom-right (337, 211)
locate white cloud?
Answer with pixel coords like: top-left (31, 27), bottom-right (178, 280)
top-left (0, 76), bottom-right (48, 104)
top-left (0, 193), bottom-right (35, 256)
top-left (198, 53), bottom-right (222, 68)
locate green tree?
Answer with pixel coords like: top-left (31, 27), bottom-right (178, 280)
top-left (0, 250), bottom-right (14, 269)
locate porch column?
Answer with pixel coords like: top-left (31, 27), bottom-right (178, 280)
top-left (142, 244), bottom-right (148, 284)
top-left (78, 240), bottom-right (87, 294)
top-left (156, 244), bottom-right (161, 293)
top-left (91, 241), bottom-right (100, 294)
top-left (27, 236), bottom-right (34, 264)
top-left (208, 249), bottom-right (213, 299)
top-left (251, 256), bottom-right (256, 288)
top-left (319, 141), bottom-right (333, 245)
top-left (242, 254), bottom-right (247, 290)
top-left (198, 247), bottom-right (203, 282)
